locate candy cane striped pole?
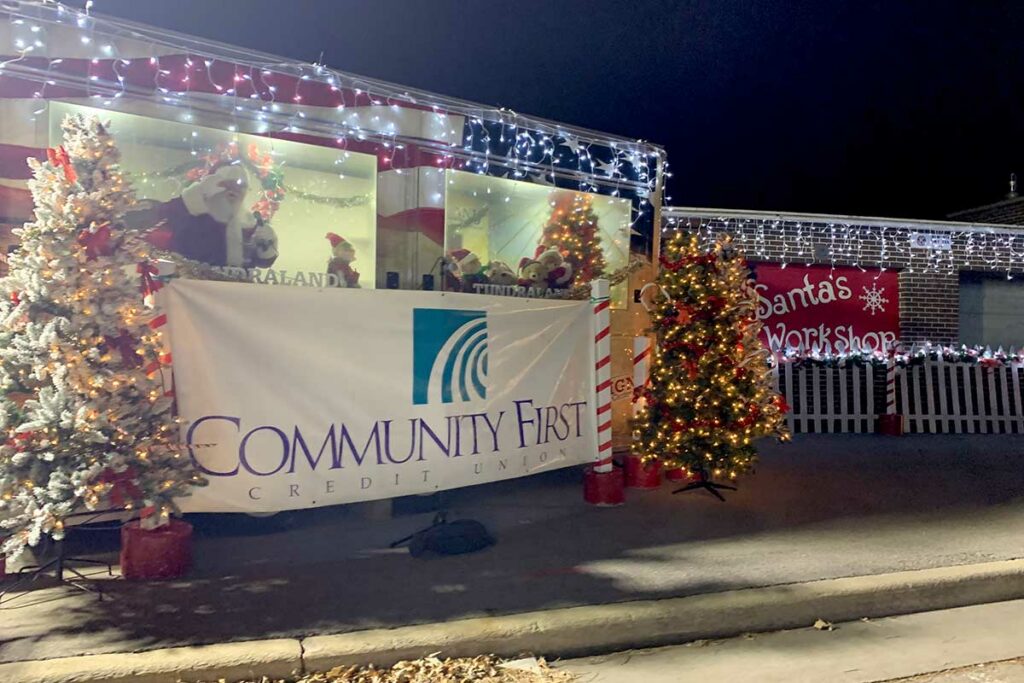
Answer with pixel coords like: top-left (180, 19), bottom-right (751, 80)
top-left (632, 336), bottom-right (652, 416)
top-left (886, 342), bottom-right (897, 416)
top-left (592, 279), bottom-right (613, 473)
top-left (878, 340), bottom-right (905, 435)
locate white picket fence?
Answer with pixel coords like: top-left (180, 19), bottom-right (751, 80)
top-left (773, 361), bottom-right (1024, 434)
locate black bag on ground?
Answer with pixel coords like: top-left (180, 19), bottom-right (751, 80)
top-left (404, 518), bottom-right (495, 557)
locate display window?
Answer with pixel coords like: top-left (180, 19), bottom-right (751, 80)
top-left (49, 103), bottom-right (378, 288)
top-left (442, 170), bottom-right (632, 307)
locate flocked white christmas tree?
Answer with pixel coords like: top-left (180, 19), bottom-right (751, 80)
top-left (0, 114), bottom-right (204, 559)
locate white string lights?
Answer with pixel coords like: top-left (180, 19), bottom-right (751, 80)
top-left (664, 210), bottom-right (1024, 280)
top-left (1, 2), bottom-right (666, 235)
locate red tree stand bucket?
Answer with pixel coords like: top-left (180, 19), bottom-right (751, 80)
top-left (120, 518), bottom-right (193, 580)
top-left (624, 454), bottom-right (661, 489)
top-left (665, 467), bottom-right (697, 482)
top-left (878, 414), bottom-right (904, 436)
top-left (584, 466), bottom-right (625, 506)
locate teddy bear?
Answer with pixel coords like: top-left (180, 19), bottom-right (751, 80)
top-left (245, 214), bottom-right (279, 268)
top-left (534, 245), bottom-right (573, 289)
top-left (517, 257), bottom-right (550, 293)
top-left (326, 232), bottom-right (360, 288)
top-left (485, 260), bottom-right (517, 287)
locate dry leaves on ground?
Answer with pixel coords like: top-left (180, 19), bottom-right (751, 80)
top-left (229, 654), bottom-right (576, 683)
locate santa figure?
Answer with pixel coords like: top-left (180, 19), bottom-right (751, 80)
top-left (133, 164), bottom-right (278, 268)
top-left (326, 232), bottom-right (360, 288)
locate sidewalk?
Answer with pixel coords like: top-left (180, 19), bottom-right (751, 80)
top-left (562, 598), bottom-right (1024, 682)
top-left (2, 434), bottom-right (1024, 666)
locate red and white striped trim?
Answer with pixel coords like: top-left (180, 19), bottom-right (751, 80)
top-left (886, 342), bottom-right (898, 415)
top-left (591, 279), bottom-right (613, 472)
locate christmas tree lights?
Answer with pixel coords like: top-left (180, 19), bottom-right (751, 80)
top-left (632, 232), bottom-right (789, 482)
top-left (541, 192), bottom-right (607, 285)
top-left (0, 115), bottom-right (205, 559)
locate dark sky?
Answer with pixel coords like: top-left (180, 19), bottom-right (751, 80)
top-left (74, 0), bottom-right (1024, 220)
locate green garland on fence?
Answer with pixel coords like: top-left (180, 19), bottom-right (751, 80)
top-left (778, 345), bottom-right (1020, 369)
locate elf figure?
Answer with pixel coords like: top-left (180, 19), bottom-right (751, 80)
top-left (449, 248), bottom-right (488, 293)
top-left (326, 232), bottom-right (360, 288)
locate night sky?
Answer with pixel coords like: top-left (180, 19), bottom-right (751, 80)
top-left (71, 0), bottom-right (1024, 220)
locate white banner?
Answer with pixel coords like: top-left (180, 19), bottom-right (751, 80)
top-left (163, 280), bottom-right (596, 512)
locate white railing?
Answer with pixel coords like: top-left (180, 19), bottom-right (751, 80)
top-left (773, 361), bottom-right (1024, 434)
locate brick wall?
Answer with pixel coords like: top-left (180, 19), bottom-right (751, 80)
top-left (665, 214), bottom-right (1024, 344)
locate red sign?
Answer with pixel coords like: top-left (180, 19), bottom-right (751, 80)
top-left (752, 263), bottom-right (899, 353)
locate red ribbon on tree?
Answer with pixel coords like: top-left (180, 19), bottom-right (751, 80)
top-left (137, 261), bottom-right (164, 299)
top-left (46, 146), bottom-right (77, 184)
top-left (5, 430), bottom-right (34, 451)
top-left (104, 329), bottom-right (141, 368)
top-left (78, 222), bottom-right (113, 261)
top-left (94, 467), bottom-right (141, 507)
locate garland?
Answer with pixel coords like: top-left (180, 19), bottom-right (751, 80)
top-left (185, 142), bottom-right (285, 221)
top-left (776, 344), bottom-right (1023, 369)
top-left (449, 206), bottom-right (489, 231)
top-left (564, 257), bottom-right (644, 299)
top-left (138, 151), bottom-right (370, 212)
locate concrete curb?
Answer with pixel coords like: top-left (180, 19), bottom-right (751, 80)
top-left (5, 559), bottom-right (1024, 682)
top-left (302, 559), bottom-right (1024, 670)
top-left (0, 639), bottom-right (303, 683)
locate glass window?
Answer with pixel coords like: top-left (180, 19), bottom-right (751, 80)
top-left (50, 103), bottom-right (377, 288)
top-left (443, 170), bottom-right (632, 306)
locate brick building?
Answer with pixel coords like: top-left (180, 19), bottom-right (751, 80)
top-left (663, 207), bottom-right (1024, 346)
top-left (948, 175), bottom-right (1024, 226)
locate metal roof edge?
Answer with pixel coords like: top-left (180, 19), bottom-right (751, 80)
top-left (5, 0), bottom-right (665, 155)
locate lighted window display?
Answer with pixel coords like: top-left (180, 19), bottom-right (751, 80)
top-left (443, 170), bottom-right (632, 306)
top-left (49, 103), bottom-right (377, 288)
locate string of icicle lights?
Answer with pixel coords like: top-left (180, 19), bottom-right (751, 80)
top-left (1, 3), bottom-right (665, 232)
top-left (664, 215), bottom-right (1024, 280)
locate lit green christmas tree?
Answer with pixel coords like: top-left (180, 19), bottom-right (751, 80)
top-left (632, 231), bottom-right (789, 483)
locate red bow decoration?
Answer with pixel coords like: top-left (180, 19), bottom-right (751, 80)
top-left (94, 467), bottom-right (142, 508)
top-left (104, 329), bottom-right (141, 368)
top-left (673, 302), bottom-right (693, 326)
top-left (6, 430), bottom-right (35, 452)
top-left (46, 146), bottom-right (77, 184)
top-left (137, 261), bottom-right (164, 299)
top-left (78, 222), bottom-right (113, 261)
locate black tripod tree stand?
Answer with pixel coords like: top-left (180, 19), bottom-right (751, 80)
top-left (0, 513), bottom-right (116, 604)
top-left (671, 469), bottom-right (737, 502)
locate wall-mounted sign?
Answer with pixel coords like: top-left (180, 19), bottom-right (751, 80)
top-left (753, 263), bottom-right (899, 353)
top-left (909, 233), bottom-right (953, 251)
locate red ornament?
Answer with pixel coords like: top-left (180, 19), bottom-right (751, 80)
top-left (78, 222), bottom-right (113, 260)
top-left (10, 291), bottom-right (20, 306)
top-left (673, 302), bottom-right (693, 326)
top-left (46, 146), bottom-right (77, 184)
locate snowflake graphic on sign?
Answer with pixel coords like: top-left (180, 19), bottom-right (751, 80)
top-left (859, 283), bottom-right (889, 315)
